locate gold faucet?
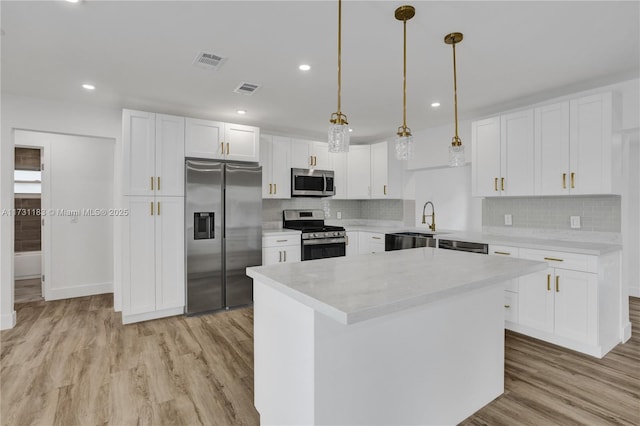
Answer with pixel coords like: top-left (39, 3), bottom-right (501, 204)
top-left (422, 201), bottom-right (436, 232)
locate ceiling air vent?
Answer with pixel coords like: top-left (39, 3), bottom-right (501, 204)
top-left (193, 51), bottom-right (227, 70)
top-left (234, 82), bottom-right (261, 95)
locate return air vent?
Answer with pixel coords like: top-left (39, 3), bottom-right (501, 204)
top-left (234, 82), bottom-right (261, 95)
top-left (192, 51), bottom-right (227, 70)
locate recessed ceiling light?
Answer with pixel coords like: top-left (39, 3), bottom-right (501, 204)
top-left (66, 0), bottom-right (80, 3)
top-left (236, 109), bottom-right (247, 115)
top-left (82, 83), bottom-right (95, 90)
top-left (431, 102), bottom-right (441, 108)
top-left (348, 128), bottom-right (353, 132)
top-left (298, 64), bottom-right (311, 71)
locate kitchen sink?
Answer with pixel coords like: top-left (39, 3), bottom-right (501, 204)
top-left (385, 231), bottom-right (437, 251)
top-left (392, 231), bottom-right (435, 238)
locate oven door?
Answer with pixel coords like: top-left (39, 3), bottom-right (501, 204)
top-left (302, 238), bottom-right (346, 261)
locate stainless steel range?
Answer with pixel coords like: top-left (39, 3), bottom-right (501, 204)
top-left (283, 209), bottom-right (346, 261)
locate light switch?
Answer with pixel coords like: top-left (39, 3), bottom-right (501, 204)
top-left (570, 216), bottom-right (581, 229)
top-left (504, 214), bottom-right (512, 226)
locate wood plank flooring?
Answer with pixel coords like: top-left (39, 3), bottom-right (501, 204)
top-left (2, 296), bottom-right (639, 425)
top-left (14, 278), bottom-right (43, 304)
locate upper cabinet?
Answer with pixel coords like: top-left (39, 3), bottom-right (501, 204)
top-left (347, 145), bottom-right (371, 199)
top-left (123, 110), bottom-right (185, 197)
top-left (472, 111), bottom-right (535, 197)
top-left (473, 91), bottom-right (620, 197)
top-left (291, 139), bottom-right (329, 169)
top-left (185, 118), bottom-right (259, 162)
top-left (261, 134), bottom-right (291, 199)
top-left (329, 152), bottom-right (348, 199)
top-left (370, 141), bottom-right (389, 198)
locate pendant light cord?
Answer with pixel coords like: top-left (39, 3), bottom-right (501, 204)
top-left (337, 0), bottom-right (342, 115)
top-left (402, 18), bottom-right (407, 129)
top-left (453, 41), bottom-right (459, 140)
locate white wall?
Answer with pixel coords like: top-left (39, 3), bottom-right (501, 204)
top-left (16, 131), bottom-right (115, 300)
top-left (622, 131), bottom-right (640, 297)
top-left (1, 93), bottom-right (121, 329)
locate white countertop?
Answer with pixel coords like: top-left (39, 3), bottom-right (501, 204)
top-left (247, 248), bottom-right (546, 325)
top-left (262, 229), bottom-right (301, 237)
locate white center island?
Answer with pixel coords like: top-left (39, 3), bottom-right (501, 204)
top-left (246, 247), bottom-right (547, 426)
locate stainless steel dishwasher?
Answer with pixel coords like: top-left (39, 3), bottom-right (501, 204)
top-left (437, 239), bottom-right (488, 254)
top-left (385, 232), bottom-right (436, 251)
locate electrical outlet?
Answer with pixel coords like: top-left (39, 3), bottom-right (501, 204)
top-left (504, 214), bottom-right (512, 226)
top-left (337, 212), bottom-right (342, 220)
top-left (570, 216), bottom-right (581, 229)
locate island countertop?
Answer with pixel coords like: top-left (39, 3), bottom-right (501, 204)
top-left (247, 248), bottom-right (547, 325)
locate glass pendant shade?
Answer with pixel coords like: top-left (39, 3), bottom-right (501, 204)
top-left (395, 134), bottom-right (414, 161)
top-left (328, 122), bottom-right (350, 153)
top-left (445, 32), bottom-right (465, 167)
top-left (448, 141), bottom-right (465, 167)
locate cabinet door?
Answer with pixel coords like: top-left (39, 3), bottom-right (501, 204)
top-left (225, 123), bottom-right (260, 162)
top-left (271, 136), bottom-right (291, 198)
top-left (358, 232), bottom-right (384, 254)
top-left (489, 245), bottom-right (519, 292)
top-left (310, 141), bottom-right (329, 169)
top-left (155, 197), bottom-right (185, 311)
top-left (123, 110), bottom-right (156, 196)
top-left (262, 246), bottom-right (301, 265)
top-left (260, 134), bottom-right (274, 198)
top-left (185, 118), bottom-right (224, 160)
top-left (472, 116), bottom-right (501, 197)
top-left (283, 246), bottom-right (301, 263)
top-left (553, 269), bottom-right (597, 344)
top-left (371, 141), bottom-right (389, 198)
top-left (126, 197), bottom-right (157, 315)
top-left (534, 102), bottom-right (570, 195)
top-left (156, 114), bottom-right (185, 197)
top-left (501, 109), bottom-right (534, 196)
top-left (570, 93), bottom-right (613, 194)
top-left (291, 140), bottom-right (312, 168)
top-left (345, 231), bottom-right (359, 256)
top-left (347, 145), bottom-right (371, 199)
top-left (518, 269), bottom-right (554, 333)
top-left (329, 152), bottom-right (348, 199)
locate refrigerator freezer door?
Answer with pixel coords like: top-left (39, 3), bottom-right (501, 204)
top-left (224, 163), bottom-right (262, 308)
top-left (186, 160), bottom-right (224, 314)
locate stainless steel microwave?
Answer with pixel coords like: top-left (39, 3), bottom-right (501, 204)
top-left (291, 168), bottom-right (335, 197)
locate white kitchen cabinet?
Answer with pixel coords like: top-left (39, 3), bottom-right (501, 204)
top-left (347, 145), bottom-right (371, 199)
top-left (123, 196), bottom-right (185, 323)
top-left (261, 134), bottom-right (291, 199)
top-left (489, 244), bottom-right (520, 324)
top-left (370, 141), bottom-right (389, 198)
top-left (501, 109), bottom-right (535, 196)
top-left (123, 110), bottom-right (185, 197)
top-left (534, 101), bottom-right (571, 195)
top-left (329, 152), bottom-right (348, 199)
top-left (345, 231), bottom-right (359, 256)
top-left (185, 118), bottom-right (260, 162)
top-left (291, 139), bottom-right (329, 169)
top-left (471, 116), bottom-right (501, 197)
top-left (262, 234), bottom-right (301, 265)
top-left (358, 231), bottom-right (385, 254)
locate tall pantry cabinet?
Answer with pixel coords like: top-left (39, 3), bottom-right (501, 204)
top-left (122, 109), bottom-right (185, 324)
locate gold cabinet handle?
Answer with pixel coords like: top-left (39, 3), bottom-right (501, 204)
top-left (562, 173), bottom-right (567, 189)
top-left (157, 176), bottom-right (161, 191)
top-left (150, 201), bottom-right (154, 216)
top-left (493, 251), bottom-right (511, 256)
top-left (372, 236), bottom-right (382, 240)
top-left (544, 257), bottom-right (564, 262)
top-left (547, 274), bottom-right (551, 291)
top-left (570, 172), bottom-right (575, 189)
top-left (269, 183), bottom-right (273, 195)
top-left (226, 142), bottom-right (230, 155)
top-left (556, 275), bottom-right (559, 292)
top-left (221, 142), bottom-right (224, 154)
top-left (279, 251), bottom-right (282, 263)
top-left (157, 201), bottom-right (160, 215)
top-left (494, 178), bottom-right (498, 191)
top-left (150, 176), bottom-right (154, 191)
top-left (383, 185), bottom-right (387, 195)
top-left (345, 235), bottom-right (349, 245)
top-left (501, 177), bottom-right (505, 191)
top-left (283, 250), bottom-right (287, 262)
top-left (276, 239), bottom-right (288, 243)
top-left (274, 183), bottom-right (277, 194)
top-left (309, 156), bottom-right (313, 167)
top-left (504, 305), bottom-right (511, 309)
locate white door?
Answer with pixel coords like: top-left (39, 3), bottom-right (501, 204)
top-left (553, 269), bottom-right (597, 344)
top-left (185, 118), bottom-right (224, 160)
top-left (126, 197), bottom-right (156, 315)
top-left (501, 109), bottom-right (534, 196)
top-left (347, 145), bottom-right (371, 199)
top-left (123, 110), bottom-right (156, 196)
top-left (371, 141), bottom-right (388, 198)
top-left (155, 197), bottom-right (185, 311)
top-left (271, 136), bottom-right (292, 198)
top-left (260, 134), bottom-right (274, 198)
top-left (518, 269), bottom-right (554, 333)
top-left (155, 114), bottom-right (185, 197)
top-left (472, 116), bottom-right (501, 197)
top-left (225, 123), bottom-right (260, 162)
top-left (534, 102), bottom-right (570, 195)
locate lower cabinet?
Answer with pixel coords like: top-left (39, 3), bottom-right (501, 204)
top-left (123, 196), bottom-right (185, 324)
top-left (345, 231), bottom-right (359, 256)
top-left (358, 232), bottom-right (385, 254)
top-left (489, 245), bottom-right (520, 325)
top-left (262, 234), bottom-right (301, 265)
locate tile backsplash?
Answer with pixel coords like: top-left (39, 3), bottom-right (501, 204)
top-left (262, 199), bottom-right (405, 223)
top-left (483, 195), bottom-right (621, 232)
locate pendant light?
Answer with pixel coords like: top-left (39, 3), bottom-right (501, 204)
top-left (394, 5), bottom-right (415, 161)
top-left (328, 0), bottom-right (350, 153)
top-left (445, 32), bottom-right (465, 167)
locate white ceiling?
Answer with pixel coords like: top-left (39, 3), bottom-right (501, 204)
top-left (2, 1), bottom-right (638, 142)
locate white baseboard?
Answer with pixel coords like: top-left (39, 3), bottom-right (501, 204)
top-left (1, 311), bottom-right (17, 330)
top-left (629, 287), bottom-right (640, 298)
top-left (45, 281), bottom-right (113, 301)
top-left (122, 306), bottom-right (184, 324)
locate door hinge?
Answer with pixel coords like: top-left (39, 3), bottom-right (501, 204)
top-left (42, 218), bottom-right (44, 226)
top-left (41, 163), bottom-right (44, 171)
top-left (42, 274), bottom-right (45, 282)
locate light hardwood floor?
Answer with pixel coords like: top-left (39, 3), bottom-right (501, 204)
top-left (14, 278), bottom-right (43, 304)
top-left (2, 296), bottom-right (639, 425)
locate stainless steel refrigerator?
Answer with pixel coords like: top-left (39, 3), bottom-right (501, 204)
top-left (185, 160), bottom-right (262, 315)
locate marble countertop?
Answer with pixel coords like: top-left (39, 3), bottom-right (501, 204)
top-left (247, 248), bottom-right (546, 325)
top-left (262, 229), bottom-right (301, 237)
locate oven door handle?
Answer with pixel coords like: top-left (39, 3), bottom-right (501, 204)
top-left (302, 238), bottom-right (346, 246)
